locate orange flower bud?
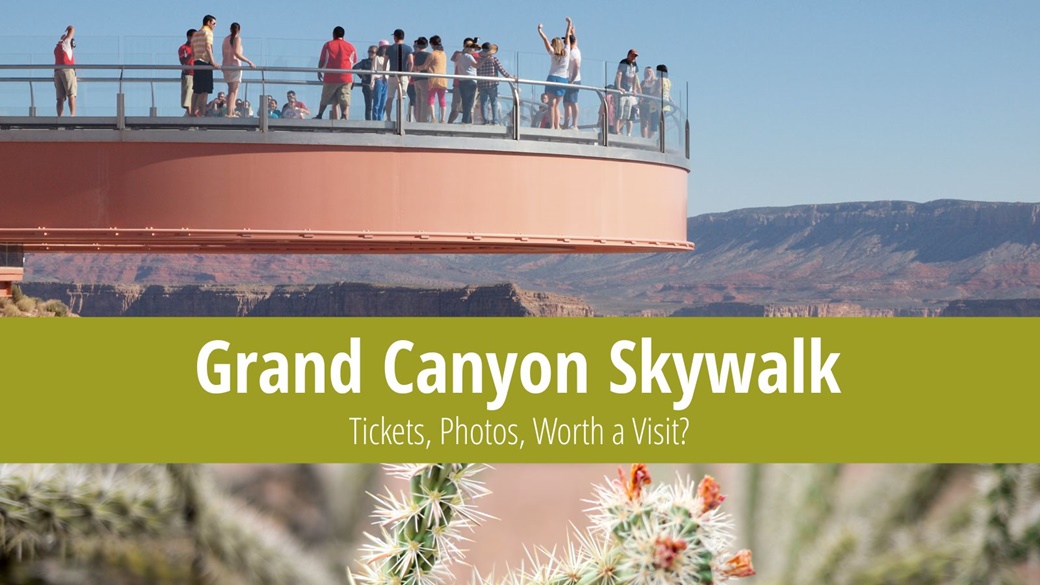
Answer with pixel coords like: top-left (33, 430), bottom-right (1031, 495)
top-left (617, 463), bottom-right (652, 502)
top-left (720, 549), bottom-right (755, 578)
top-left (697, 475), bottom-right (726, 515)
top-left (652, 536), bottom-right (688, 571)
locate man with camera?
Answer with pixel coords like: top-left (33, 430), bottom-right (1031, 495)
top-left (54, 25), bottom-right (76, 117)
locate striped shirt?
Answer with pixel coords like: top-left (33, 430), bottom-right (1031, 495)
top-left (191, 27), bottom-right (215, 63)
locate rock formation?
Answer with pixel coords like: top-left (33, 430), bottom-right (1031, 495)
top-left (19, 282), bottom-right (593, 317)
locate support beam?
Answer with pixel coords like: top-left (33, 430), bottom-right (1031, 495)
top-left (1, 244), bottom-right (24, 298)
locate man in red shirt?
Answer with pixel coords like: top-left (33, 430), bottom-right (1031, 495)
top-left (178, 29), bottom-right (196, 116)
top-left (316, 26), bottom-right (358, 120)
top-left (53, 25), bottom-right (76, 117)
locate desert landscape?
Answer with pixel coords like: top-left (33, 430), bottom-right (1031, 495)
top-left (19, 200), bottom-right (1040, 316)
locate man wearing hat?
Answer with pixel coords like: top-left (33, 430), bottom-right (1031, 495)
top-left (384, 28), bottom-right (414, 120)
top-left (476, 42), bottom-right (511, 125)
top-left (614, 48), bottom-right (641, 136)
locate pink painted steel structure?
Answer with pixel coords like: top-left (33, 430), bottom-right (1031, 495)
top-left (0, 63), bottom-right (693, 295)
top-left (1, 138), bottom-right (690, 254)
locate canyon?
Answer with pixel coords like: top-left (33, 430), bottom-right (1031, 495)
top-left (21, 200), bottom-right (1040, 316)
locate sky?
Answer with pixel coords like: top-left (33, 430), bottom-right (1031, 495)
top-left (1, 1), bottom-right (1038, 214)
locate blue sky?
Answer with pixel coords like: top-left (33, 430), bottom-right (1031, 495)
top-left (1, 1), bottom-right (1037, 214)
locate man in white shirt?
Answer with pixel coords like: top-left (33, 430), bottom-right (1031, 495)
top-left (563, 26), bottom-right (582, 129)
top-left (614, 49), bottom-right (640, 136)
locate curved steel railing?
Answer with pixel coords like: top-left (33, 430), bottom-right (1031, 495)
top-left (0, 63), bottom-right (689, 159)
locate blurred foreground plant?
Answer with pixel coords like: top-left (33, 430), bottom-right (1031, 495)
top-left (0, 465), bottom-right (337, 585)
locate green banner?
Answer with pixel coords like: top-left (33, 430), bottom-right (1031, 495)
top-left (2, 318), bottom-right (1036, 462)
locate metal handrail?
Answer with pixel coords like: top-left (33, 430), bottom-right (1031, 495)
top-left (0, 63), bottom-right (688, 158)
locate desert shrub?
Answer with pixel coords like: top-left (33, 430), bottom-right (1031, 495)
top-left (10, 283), bottom-right (24, 303)
top-left (0, 293), bottom-right (72, 317)
top-left (15, 296), bottom-right (36, 313)
top-left (42, 299), bottom-right (70, 317)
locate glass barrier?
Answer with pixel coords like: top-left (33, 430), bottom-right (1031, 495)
top-left (0, 244), bottom-right (24, 268)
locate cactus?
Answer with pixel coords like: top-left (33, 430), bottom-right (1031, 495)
top-left (555, 464), bottom-right (754, 585)
top-left (350, 463), bottom-right (492, 585)
top-left (741, 465), bottom-right (761, 556)
top-left (0, 465), bottom-right (337, 585)
top-left (196, 490), bottom-right (339, 585)
top-left (845, 542), bottom-right (961, 585)
top-left (351, 464), bottom-right (754, 585)
top-left (164, 464), bottom-right (338, 585)
top-left (0, 465), bottom-right (179, 561)
top-left (780, 463), bottom-right (841, 584)
top-left (960, 464), bottom-right (1019, 585)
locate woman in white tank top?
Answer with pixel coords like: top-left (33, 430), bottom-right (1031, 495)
top-left (536, 17), bottom-right (574, 130)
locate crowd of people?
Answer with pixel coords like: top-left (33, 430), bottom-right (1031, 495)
top-left (177, 15), bottom-right (258, 118)
top-left (48, 16), bottom-right (672, 136)
top-left (610, 55), bottom-right (672, 138)
top-left (528, 26), bottom-right (672, 138)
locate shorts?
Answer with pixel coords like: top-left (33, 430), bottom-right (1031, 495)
top-left (545, 75), bottom-right (567, 97)
top-left (54, 69), bottom-right (77, 100)
top-left (193, 61), bottom-right (214, 94)
top-left (320, 83), bottom-right (352, 110)
top-left (619, 95), bottom-right (638, 121)
top-left (387, 74), bottom-right (410, 101)
top-left (180, 75), bottom-right (194, 108)
top-left (647, 107), bottom-right (661, 132)
top-left (639, 101), bottom-right (653, 124)
top-left (563, 80), bottom-right (580, 104)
